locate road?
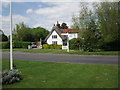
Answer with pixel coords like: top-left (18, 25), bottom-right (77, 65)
top-left (2, 51), bottom-right (119, 65)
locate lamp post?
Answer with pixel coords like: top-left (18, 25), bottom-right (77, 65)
top-left (10, 0), bottom-right (13, 70)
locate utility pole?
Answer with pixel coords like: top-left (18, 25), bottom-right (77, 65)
top-left (10, 0), bottom-right (13, 70)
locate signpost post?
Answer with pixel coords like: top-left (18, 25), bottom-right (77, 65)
top-left (40, 38), bottom-right (42, 49)
top-left (67, 36), bottom-right (69, 52)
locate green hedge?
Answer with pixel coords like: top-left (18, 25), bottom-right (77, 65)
top-left (0, 41), bottom-right (31, 49)
top-left (43, 44), bottom-right (62, 49)
top-left (13, 41), bottom-right (31, 48)
top-left (1, 42), bottom-right (9, 49)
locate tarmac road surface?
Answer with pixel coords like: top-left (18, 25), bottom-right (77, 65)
top-left (2, 51), bottom-right (119, 65)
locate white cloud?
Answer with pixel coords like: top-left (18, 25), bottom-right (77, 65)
top-left (29, 2), bottom-right (80, 30)
top-left (2, 1), bottom-right (9, 8)
top-left (1, 15), bottom-right (30, 36)
top-left (2, 0), bottom-right (118, 36)
top-left (26, 9), bottom-right (33, 14)
top-left (2, 0), bottom-right (119, 2)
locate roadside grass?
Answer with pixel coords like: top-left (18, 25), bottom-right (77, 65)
top-left (23, 49), bottom-right (119, 55)
top-left (2, 59), bottom-right (118, 88)
top-left (1, 49), bottom-right (27, 52)
top-left (1, 48), bottom-right (119, 55)
top-left (23, 49), bottom-right (55, 53)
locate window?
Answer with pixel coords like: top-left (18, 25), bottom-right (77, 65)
top-left (52, 41), bottom-right (57, 45)
top-left (52, 35), bottom-right (57, 39)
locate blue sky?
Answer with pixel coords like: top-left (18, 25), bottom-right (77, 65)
top-left (1, 1), bottom-right (81, 36)
top-left (1, 0), bottom-right (115, 36)
top-left (2, 2), bottom-right (55, 16)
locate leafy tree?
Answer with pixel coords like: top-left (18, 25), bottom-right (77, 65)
top-left (95, 2), bottom-right (119, 50)
top-left (71, 2), bottom-right (119, 51)
top-left (0, 34), bottom-right (8, 41)
top-left (13, 22), bottom-right (49, 42)
top-left (31, 27), bottom-right (49, 41)
top-left (60, 23), bottom-right (68, 29)
top-left (71, 3), bottom-right (100, 51)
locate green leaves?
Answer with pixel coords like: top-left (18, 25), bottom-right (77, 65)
top-left (2, 69), bottom-right (22, 85)
top-left (12, 22), bottom-right (49, 42)
top-left (71, 2), bottom-right (119, 51)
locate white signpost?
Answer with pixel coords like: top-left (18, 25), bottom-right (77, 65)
top-left (39, 38), bottom-right (42, 49)
top-left (10, 0), bottom-right (13, 70)
top-left (67, 36), bottom-right (69, 52)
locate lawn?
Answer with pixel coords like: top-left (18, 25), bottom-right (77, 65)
top-left (2, 59), bottom-right (118, 88)
top-left (23, 49), bottom-right (119, 55)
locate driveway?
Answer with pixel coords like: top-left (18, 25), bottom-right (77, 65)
top-left (2, 51), bottom-right (118, 65)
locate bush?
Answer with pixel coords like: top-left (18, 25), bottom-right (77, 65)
top-left (13, 41), bottom-right (30, 48)
top-left (1, 42), bottom-right (9, 49)
top-left (0, 41), bottom-right (31, 49)
top-left (56, 45), bottom-right (62, 49)
top-left (69, 38), bottom-right (82, 50)
top-left (1, 69), bottom-right (22, 85)
top-left (13, 41), bottom-right (31, 49)
top-left (92, 49), bottom-right (104, 52)
top-left (49, 44), bottom-right (54, 49)
top-left (43, 44), bottom-right (62, 49)
top-left (43, 44), bottom-right (49, 49)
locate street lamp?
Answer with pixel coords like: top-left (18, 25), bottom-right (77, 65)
top-left (10, 0), bottom-right (13, 70)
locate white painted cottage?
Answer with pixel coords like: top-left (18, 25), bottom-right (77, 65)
top-left (45, 22), bottom-right (79, 50)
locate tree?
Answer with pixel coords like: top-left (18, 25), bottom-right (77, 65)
top-left (71, 2), bottom-right (119, 51)
top-left (60, 23), bottom-right (68, 29)
top-left (13, 22), bottom-right (49, 42)
top-left (0, 34), bottom-right (8, 41)
top-left (31, 27), bottom-right (49, 41)
top-left (12, 22), bottom-right (29, 41)
top-left (95, 2), bottom-right (119, 50)
top-left (71, 3), bottom-right (101, 51)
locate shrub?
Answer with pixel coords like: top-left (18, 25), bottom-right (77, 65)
top-left (92, 49), bottom-right (104, 52)
top-left (1, 69), bottom-right (22, 85)
top-left (0, 41), bottom-right (31, 49)
top-left (56, 45), bottom-right (62, 49)
top-left (49, 44), bottom-right (54, 49)
top-left (13, 41), bottom-right (22, 48)
top-left (13, 41), bottom-right (31, 49)
top-left (69, 38), bottom-right (82, 50)
top-left (43, 44), bottom-right (62, 49)
top-left (43, 44), bottom-right (49, 49)
top-left (1, 42), bottom-right (9, 49)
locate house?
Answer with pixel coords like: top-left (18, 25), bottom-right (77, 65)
top-left (45, 22), bottom-right (79, 50)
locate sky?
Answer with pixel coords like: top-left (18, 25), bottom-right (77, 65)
top-left (1, 0), bottom-right (118, 36)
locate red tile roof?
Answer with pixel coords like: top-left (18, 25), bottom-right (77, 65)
top-left (62, 29), bottom-right (79, 33)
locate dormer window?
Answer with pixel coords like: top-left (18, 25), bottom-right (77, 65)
top-left (52, 35), bottom-right (57, 39)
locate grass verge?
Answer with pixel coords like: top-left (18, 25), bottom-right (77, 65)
top-left (2, 59), bottom-right (118, 88)
top-left (1, 49), bottom-right (27, 52)
top-left (23, 49), bottom-right (119, 55)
